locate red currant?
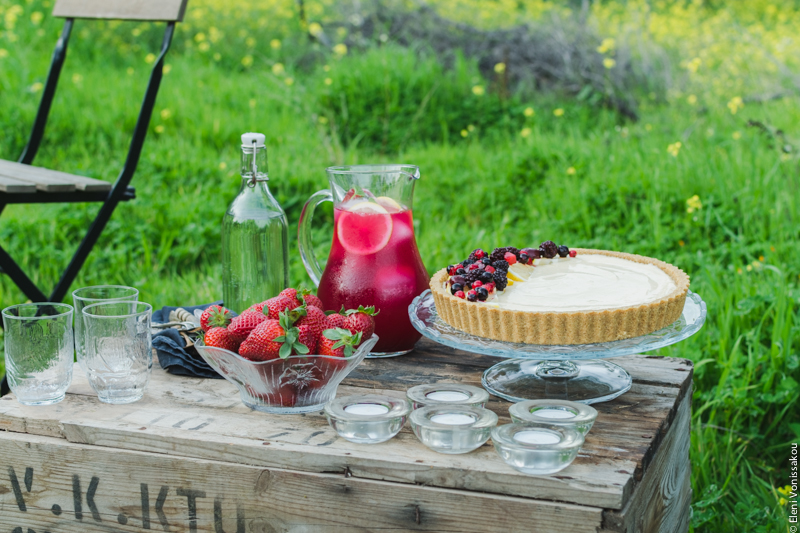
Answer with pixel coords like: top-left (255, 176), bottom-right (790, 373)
top-left (569, 250), bottom-right (577, 258)
top-left (472, 280), bottom-right (483, 288)
top-left (485, 265), bottom-right (496, 273)
top-left (455, 290), bottom-right (465, 299)
top-left (468, 263), bottom-right (481, 271)
top-left (474, 249), bottom-right (485, 259)
top-left (484, 282), bottom-right (495, 292)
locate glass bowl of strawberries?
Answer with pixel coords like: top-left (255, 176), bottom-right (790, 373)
top-left (194, 289), bottom-right (379, 414)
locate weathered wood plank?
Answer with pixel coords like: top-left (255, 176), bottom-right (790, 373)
top-left (0, 160), bottom-right (112, 193)
top-left (53, 0), bottom-right (188, 22)
top-left (0, 431), bottom-right (604, 533)
top-left (602, 387), bottom-right (692, 532)
top-left (0, 175), bottom-right (37, 193)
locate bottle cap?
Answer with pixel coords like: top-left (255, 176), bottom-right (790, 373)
top-left (241, 132), bottom-right (266, 148)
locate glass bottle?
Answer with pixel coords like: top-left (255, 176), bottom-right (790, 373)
top-left (222, 132), bottom-right (289, 313)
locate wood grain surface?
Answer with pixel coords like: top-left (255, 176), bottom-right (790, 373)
top-left (52, 0), bottom-right (188, 22)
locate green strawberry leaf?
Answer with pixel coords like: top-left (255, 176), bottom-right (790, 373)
top-left (344, 305), bottom-right (379, 316)
top-left (279, 343), bottom-right (292, 359)
top-left (323, 327), bottom-right (352, 340)
top-left (274, 335), bottom-right (287, 343)
top-left (294, 343), bottom-right (310, 355)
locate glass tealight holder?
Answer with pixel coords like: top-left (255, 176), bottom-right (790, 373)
top-left (325, 395), bottom-right (411, 444)
top-left (409, 405), bottom-right (497, 454)
top-left (492, 423), bottom-right (584, 475)
top-left (406, 383), bottom-right (489, 409)
top-left (508, 400), bottom-right (598, 436)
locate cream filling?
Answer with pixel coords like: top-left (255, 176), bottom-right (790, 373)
top-left (488, 255), bottom-right (677, 312)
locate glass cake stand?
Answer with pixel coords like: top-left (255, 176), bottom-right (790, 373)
top-left (409, 290), bottom-right (707, 404)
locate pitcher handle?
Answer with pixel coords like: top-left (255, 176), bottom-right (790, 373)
top-left (298, 189), bottom-right (333, 287)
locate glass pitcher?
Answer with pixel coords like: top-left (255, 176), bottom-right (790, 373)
top-left (298, 165), bottom-right (429, 357)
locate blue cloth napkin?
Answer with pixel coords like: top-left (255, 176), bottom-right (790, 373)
top-left (152, 302), bottom-right (238, 379)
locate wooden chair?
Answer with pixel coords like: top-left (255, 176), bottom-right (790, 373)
top-left (0, 0), bottom-right (188, 397)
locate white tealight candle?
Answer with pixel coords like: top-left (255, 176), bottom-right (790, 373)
top-left (535, 408), bottom-right (577, 420)
top-left (426, 390), bottom-right (470, 402)
top-left (344, 403), bottom-right (390, 416)
top-left (514, 429), bottom-right (562, 445)
top-left (430, 413), bottom-right (476, 425)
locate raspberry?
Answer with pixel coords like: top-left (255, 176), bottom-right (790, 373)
top-left (484, 265), bottom-right (496, 274)
top-left (484, 282), bottom-right (495, 292)
top-left (472, 280), bottom-right (483, 288)
top-left (468, 263), bottom-right (481, 271)
top-left (504, 252), bottom-right (518, 265)
top-left (490, 247), bottom-right (520, 263)
top-left (539, 241), bottom-right (558, 259)
top-left (569, 249), bottom-right (577, 258)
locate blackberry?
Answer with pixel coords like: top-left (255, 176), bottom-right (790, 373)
top-left (490, 246), bottom-right (520, 263)
top-left (476, 287), bottom-right (489, 301)
top-left (492, 260), bottom-right (509, 272)
top-left (479, 270), bottom-right (494, 283)
top-left (539, 240), bottom-right (558, 259)
top-left (492, 271), bottom-right (509, 291)
top-left (557, 245), bottom-right (569, 258)
top-left (463, 270), bottom-right (482, 285)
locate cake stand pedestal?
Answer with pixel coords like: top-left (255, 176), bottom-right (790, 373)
top-left (409, 290), bottom-right (706, 404)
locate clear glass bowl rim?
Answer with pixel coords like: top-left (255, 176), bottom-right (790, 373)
top-left (2, 302), bottom-right (74, 320)
top-left (491, 423), bottom-right (585, 452)
top-left (72, 285), bottom-right (139, 303)
top-left (508, 400), bottom-right (598, 426)
top-left (410, 404), bottom-right (498, 429)
top-left (326, 164), bottom-right (419, 176)
top-left (325, 394), bottom-right (411, 422)
top-left (406, 383), bottom-right (489, 406)
top-left (81, 301), bottom-right (153, 319)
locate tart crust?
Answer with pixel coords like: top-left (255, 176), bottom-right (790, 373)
top-left (430, 248), bottom-right (690, 345)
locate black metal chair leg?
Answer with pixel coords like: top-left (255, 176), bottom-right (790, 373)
top-left (0, 244), bottom-right (48, 302)
top-left (0, 375), bottom-right (9, 397)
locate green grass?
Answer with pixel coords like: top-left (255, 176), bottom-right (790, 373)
top-left (1, 3), bottom-right (798, 531)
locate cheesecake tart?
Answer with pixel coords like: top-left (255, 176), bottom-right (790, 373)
top-left (430, 245), bottom-right (690, 345)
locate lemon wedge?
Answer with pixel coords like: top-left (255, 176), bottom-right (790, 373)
top-left (375, 196), bottom-right (403, 213)
top-left (507, 263), bottom-right (535, 282)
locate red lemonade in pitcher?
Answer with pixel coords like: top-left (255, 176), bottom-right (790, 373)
top-left (317, 196), bottom-right (429, 354)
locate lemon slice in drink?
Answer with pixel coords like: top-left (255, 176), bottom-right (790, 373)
top-left (375, 196), bottom-right (403, 213)
top-left (336, 201), bottom-right (393, 255)
top-left (507, 263), bottom-right (535, 282)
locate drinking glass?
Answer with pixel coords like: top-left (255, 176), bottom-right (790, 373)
top-left (82, 301), bottom-right (152, 404)
top-left (2, 303), bottom-right (74, 405)
top-left (72, 285), bottom-right (139, 372)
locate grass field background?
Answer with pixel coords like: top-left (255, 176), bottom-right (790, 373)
top-left (1, 0), bottom-right (798, 530)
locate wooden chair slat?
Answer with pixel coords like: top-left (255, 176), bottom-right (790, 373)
top-left (0, 160), bottom-right (112, 193)
top-left (0, 175), bottom-right (38, 194)
top-left (52, 0), bottom-right (188, 22)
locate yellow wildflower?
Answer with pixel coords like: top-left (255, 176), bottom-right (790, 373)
top-left (779, 498), bottom-right (787, 506)
top-left (71, 73), bottom-right (82, 84)
top-left (679, 240), bottom-right (685, 247)
top-left (333, 43), bottom-right (347, 56)
top-left (194, 32), bottom-right (207, 43)
top-left (198, 42), bottom-right (210, 52)
top-left (323, 65), bottom-right (331, 72)
top-left (645, 123), bottom-right (652, 131)
top-left (284, 77), bottom-right (294, 86)
top-left (746, 264), bottom-right (753, 272)
top-left (566, 167), bottom-right (576, 175)
top-left (667, 141), bottom-right (682, 157)
top-left (494, 62), bottom-right (506, 74)
top-left (520, 127), bottom-right (531, 138)
top-left (472, 85), bottom-right (485, 96)
top-left (219, 162), bottom-right (227, 170)
top-left (324, 77), bottom-right (333, 85)
top-left (145, 53), bottom-right (156, 64)
top-left (272, 63), bottom-right (285, 76)
top-left (30, 82), bottom-right (43, 93)
top-left (241, 55), bottom-right (254, 67)
top-left (759, 255), bottom-right (765, 262)
top-left (132, 28), bottom-right (142, 37)
top-left (0, 49), bottom-right (7, 58)
top-left (732, 131), bottom-right (742, 140)
top-left (270, 39), bottom-right (281, 50)
top-left (318, 116), bottom-right (328, 124)
top-left (781, 153), bottom-right (791, 162)
top-left (127, 67), bottom-right (134, 75)
top-left (31, 11), bottom-right (43, 25)
top-left (686, 57), bottom-right (701, 73)
top-left (249, 99), bottom-right (256, 109)
top-left (246, 37), bottom-right (256, 48)
top-left (727, 96), bottom-right (744, 115)
top-left (523, 107), bottom-right (535, 117)
top-left (603, 58), bottom-right (616, 69)
top-left (163, 64), bottom-right (172, 75)
top-left (155, 125), bottom-right (164, 133)
top-left (308, 22), bottom-right (322, 36)
top-left (160, 109), bottom-right (172, 120)
top-left (460, 129), bottom-right (469, 138)
top-left (467, 124), bottom-right (475, 132)
top-left (686, 195), bottom-right (702, 213)
top-left (213, 53), bottom-right (221, 61)
top-left (778, 485), bottom-right (793, 496)
top-left (553, 108), bottom-right (564, 117)
top-left (597, 37), bottom-right (615, 54)
top-left (687, 94), bottom-right (697, 105)
top-left (337, 28), bottom-right (347, 38)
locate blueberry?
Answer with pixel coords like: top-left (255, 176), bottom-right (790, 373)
top-left (456, 268), bottom-right (467, 275)
top-left (476, 287), bottom-right (489, 301)
top-left (467, 292), bottom-right (478, 302)
top-left (479, 271), bottom-right (493, 283)
top-left (451, 283), bottom-right (464, 294)
top-left (481, 257), bottom-right (492, 265)
top-left (557, 245), bottom-right (569, 258)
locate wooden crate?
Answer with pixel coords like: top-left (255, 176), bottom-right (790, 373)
top-left (0, 339), bottom-right (693, 532)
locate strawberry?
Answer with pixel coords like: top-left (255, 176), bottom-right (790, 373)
top-left (227, 310), bottom-right (267, 343)
top-left (344, 305), bottom-right (379, 343)
top-left (203, 327), bottom-right (239, 352)
top-left (265, 295), bottom-right (298, 319)
top-left (299, 288), bottom-right (324, 310)
top-left (296, 304), bottom-right (326, 339)
top-left (279, 288), bottom-right (302, 308)
top-left (200, 305), bottom-right (232, 332)
top-left (248, 301), bottom-right (268, 314)
top-left (296, 323), bottom-right (317, 355)
top-left (318, 328), bottom-right (363, 357)
top-left (239, 319), bottom-right (284, 361)
top-left (325, 312), bottom-right (347, 330)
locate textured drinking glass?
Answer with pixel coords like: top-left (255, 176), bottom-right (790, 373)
top-left (82, 301), bottom-right (152, 404)
top-left (2, 303), bottom-right (74, 405)
top-left (73, 285), bottom-right (139, 372)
